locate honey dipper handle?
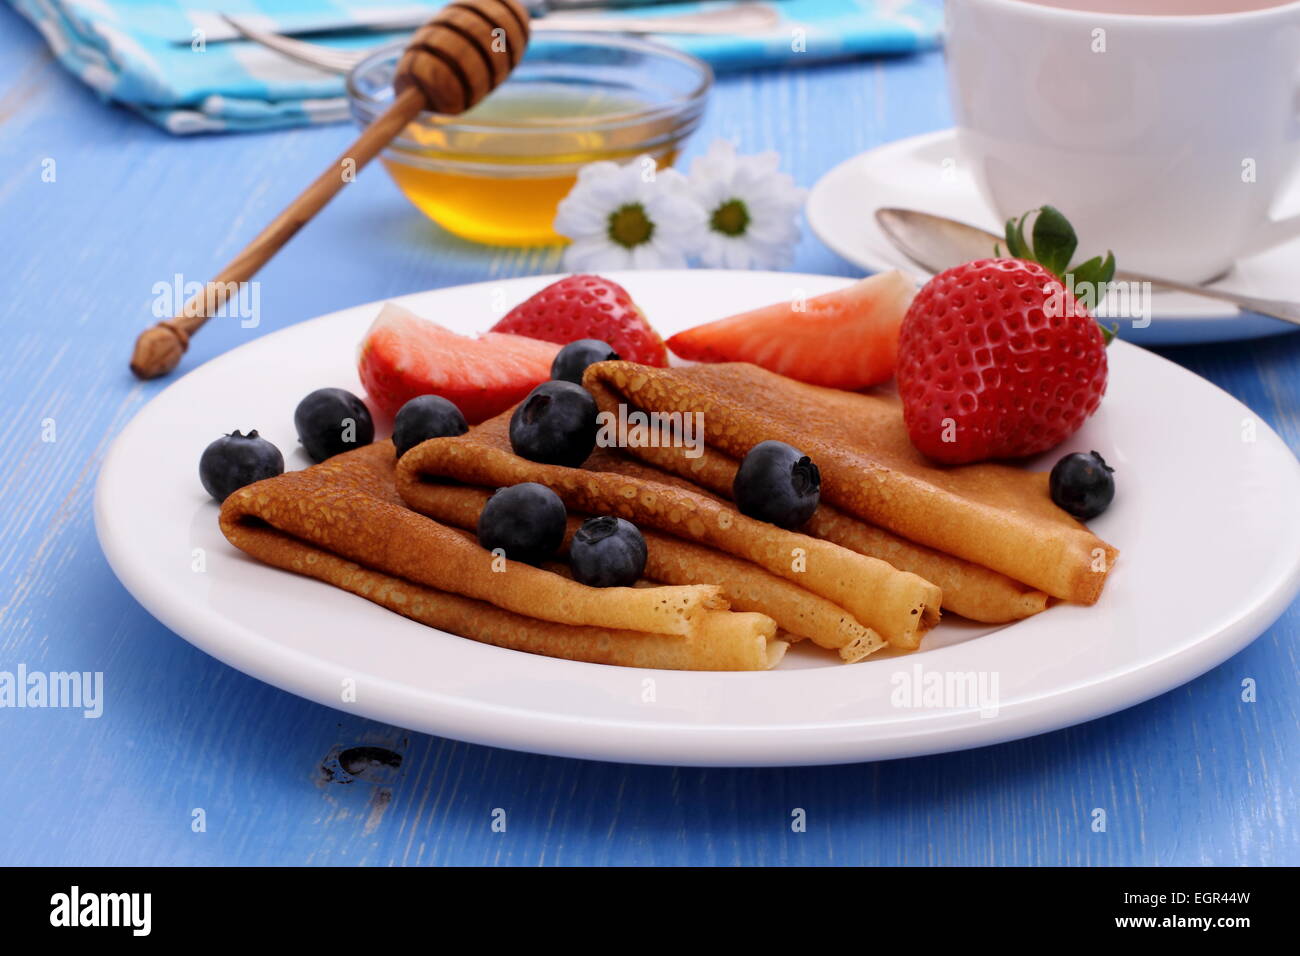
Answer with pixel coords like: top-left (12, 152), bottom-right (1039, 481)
top-left (129, 86), bottom-right (426, 380)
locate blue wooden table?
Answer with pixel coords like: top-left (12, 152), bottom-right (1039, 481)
top-left (2, 5), bottom-right (1297, 867)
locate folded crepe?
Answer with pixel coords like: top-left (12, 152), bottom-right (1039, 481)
top-left (583, 420), bottom-right (1048, 623)
top-left (583, 362), bottom-right (1117, 605)
top-left (219, 442), bottom-right (785, 671)
top-left (396, 414), bottom-right (941, 650)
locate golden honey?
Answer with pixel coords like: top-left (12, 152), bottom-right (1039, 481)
top-left (383, 86), bottom-right (682, 247)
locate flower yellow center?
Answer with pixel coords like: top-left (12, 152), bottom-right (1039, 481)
top-left (607, 203), bottom-right (655, 249)
top-left (710, 199), bottom-right (750, 237)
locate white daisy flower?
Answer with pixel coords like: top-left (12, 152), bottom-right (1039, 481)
top-left (687, 140), bottom-right (806, 270)
top-left (554, 156), bottom-right (705, 271)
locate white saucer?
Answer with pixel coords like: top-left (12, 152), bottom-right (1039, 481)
top-left (807, 130), bottom-right (1300, 347)
top-left (94, 271), bottom-right (1300, 766)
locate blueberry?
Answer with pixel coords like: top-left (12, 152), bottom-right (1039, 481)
top-left (1050, 450), bottom-right (1115, 520)
top-left (294, 388), bottom-right (374, 462)
top-left (508, 381), bottom-right (598, 467)
top-left (733, 440), bottom-right (820, 529)
top-left (551, 339), bottom-right (620, 385)
top-left (570, 516), bottom-right (647, 588)
top-left (199, 430), bottom-right (284, 503)
top-left (477, 482), bottom-right (567, 564)
top-left (392, 395), bottom-right (468, 459)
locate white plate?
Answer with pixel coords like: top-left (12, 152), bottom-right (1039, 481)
top-left (807, 130), bottom-right (1300, 347)
top-left (95, 271), bottom-right (1300, 766)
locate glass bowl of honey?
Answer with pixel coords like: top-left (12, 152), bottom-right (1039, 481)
top-left (347, 32), bottom-right (712, 247)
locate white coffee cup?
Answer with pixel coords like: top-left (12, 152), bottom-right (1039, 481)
top-left (946, 0), bottom-right (1300, 282)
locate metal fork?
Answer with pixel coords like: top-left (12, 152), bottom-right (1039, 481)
top-left (223, 3), bottom-right (779, 75)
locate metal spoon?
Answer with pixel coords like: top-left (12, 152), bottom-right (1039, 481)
top-left (875, 207), bottom-right (1300, 328)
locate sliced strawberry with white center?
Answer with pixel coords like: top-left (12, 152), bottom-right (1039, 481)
top-left (358, 303), bottom-right (559, 424)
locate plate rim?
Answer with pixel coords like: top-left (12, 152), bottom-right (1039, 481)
top-left (94, 270), bottom-right (1300, 766)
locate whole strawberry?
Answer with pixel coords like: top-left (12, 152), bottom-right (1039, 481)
top-left (491, 275), bottom-right (667, 367)
top-left (896, 207), bottom-right (1113, 465)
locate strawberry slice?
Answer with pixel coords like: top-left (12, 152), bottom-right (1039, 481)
top-left (665, 271), bottom-right (916, 389)
top-left (490, 275), bottom-right (668, 366)
top-left (358, 303), bottom-right (559, 424)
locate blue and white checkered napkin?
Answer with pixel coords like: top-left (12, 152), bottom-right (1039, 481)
top-left (7, 0), bottom-right (942, 134)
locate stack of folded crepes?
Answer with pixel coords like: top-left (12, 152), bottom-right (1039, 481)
top-left (396, 362), bottom-right (1117, 659)
top-left (220, 360), bottom-right (1117, 671)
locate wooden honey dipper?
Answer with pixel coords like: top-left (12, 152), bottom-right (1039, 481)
top-left (130, 0), bottom-right (531, 379)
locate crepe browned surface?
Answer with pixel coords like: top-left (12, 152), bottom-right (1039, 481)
top-left (218, 442), bottom-right (781, 670)
top-left (397, 415), bottom-right (940, 650)
top-left (577, 422), bottom-right (1048, 623)
top-left (411, 482), bottom-right (886, 662)
top-left (585, 362), bottom-right (1117, 604)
